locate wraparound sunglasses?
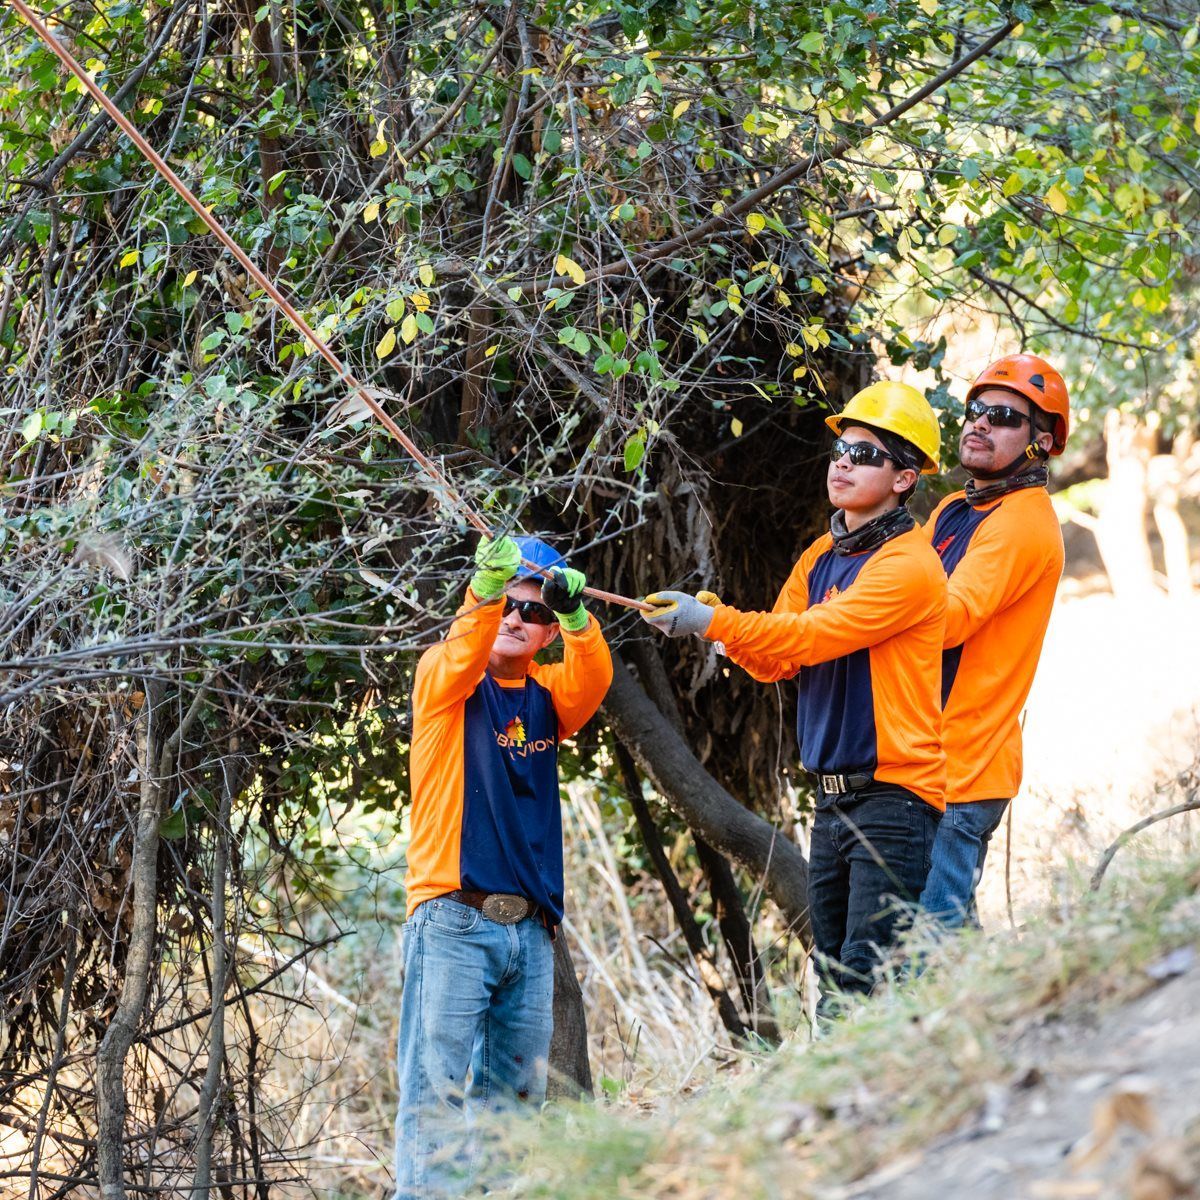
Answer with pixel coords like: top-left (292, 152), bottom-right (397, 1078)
top-left (829, 436), bottom-right (902, 469)
top-left (503, 596), bottom-right (557, 625)
top-left (964, 398), bottom-right (1033, 429)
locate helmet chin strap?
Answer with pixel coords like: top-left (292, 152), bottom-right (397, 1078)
top-left (971, 439), bottom-right (1050, 481)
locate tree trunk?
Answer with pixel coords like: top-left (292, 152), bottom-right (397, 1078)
top-left (96, 694), bottom-right (162, 1200)
top-left (190, 742), bottom-right (239, 1200)
top-left (546, 933), bottom-right (592, 1101)
top-left (614, 740), bottom-right (748, 1040)
top-left (1148, 432), bottom-right (1194, 601)
top-left (1095, 409), bottom-right (1158, 601)
top-left (96, 682), bottom-right (210, 1199)
top-left (694, 838), bottom-right (779, 1043)
top-left (601, 652), bottom-right (810, 936)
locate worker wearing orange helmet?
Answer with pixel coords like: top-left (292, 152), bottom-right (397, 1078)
top-left (919, 354), bottom-right (1068, 927)
top-left (642, 382), bottom-right (947, 1007)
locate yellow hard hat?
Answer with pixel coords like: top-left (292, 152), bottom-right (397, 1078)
top-left (824, 381), bottom-right (942, 474)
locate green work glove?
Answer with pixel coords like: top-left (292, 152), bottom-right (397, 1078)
top-left (541, 567), bottom-right (589, 632)
top-left (470, 535), bottom-right (521, 600)
top-left (640, 591), bottom-right (716, 639)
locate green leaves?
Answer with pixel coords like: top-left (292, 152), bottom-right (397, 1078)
top-left (623, 429), bottom-right (646, 472)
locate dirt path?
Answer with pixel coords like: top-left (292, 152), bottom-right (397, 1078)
top-left (849, 950), bottom-right (1200, 1199)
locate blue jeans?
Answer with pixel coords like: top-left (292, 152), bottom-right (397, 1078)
top-left (808, 785), bottom-right (940, 1003)
top-left (920, 799), bottom-right (1010, 928)
top-left (393, 897), bottom-right (555, 1200)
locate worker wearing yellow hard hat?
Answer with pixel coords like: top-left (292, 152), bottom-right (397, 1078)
top-left (641, 380), bottom-right (947, 1011)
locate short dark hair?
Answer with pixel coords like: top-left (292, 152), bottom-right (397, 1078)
top-left (1031, 406), bottom-right (1054, 437)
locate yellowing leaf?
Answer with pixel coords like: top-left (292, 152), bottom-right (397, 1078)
top-left (691, 322), bottom-right (709, 346)
top-left (785, 342), bottom-right (804, 358)
top-left (363, 201), bottom-right (380, 224)
top-left (1045, 184), bottom-right (1068, 215)
top-left (1193, 107), bottom-right (1200, 136)
top-left (418, 262), bottom-right (435, 287)
top-left (120, 250), bottom-right (139, 268)
top-left (712, 201), bottom-right (726, 216)
top-left (730, 417), bottom-right (744, 437)
top-left (1096, 310), bottom-right (1113, 330)
top-left (918, 0), bottom-right (937, 14)
top-left (376, 326), bottom-right (397, 359)
top-left (400, 314), bottom-right (419, 344)
top-left (411, 290), bottom-right (432, 313)
top-left (792, 366), bottom-right (808, 381)
top-left (746, 212), bottom-right (767, 235)
top-left (183, 270), bottom-right (198, 287)
top-left (644, 49), bottom-right (662, 60)
top-left (775, 289), bottom-right (792, 307)
top-left (484, 344), bottom-right (499, 358)
top-left (369, 120), bottom-right (388, 158)
top-left (555, 254), bottom-right (586, 286)
top-left (810, 275), bottom-right (828, 296)
top-left (672, 99), bottom-right (691, 119)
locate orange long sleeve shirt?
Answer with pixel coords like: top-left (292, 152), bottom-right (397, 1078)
top-left (925, 485), bottom-right (1064, 803)
top-left (705, 526), bottom-right (947, 809)
top-left (404, 589), bottom-right (613, 919)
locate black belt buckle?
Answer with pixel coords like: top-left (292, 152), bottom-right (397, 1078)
top-left (481, 894), bottom-right (532, 924)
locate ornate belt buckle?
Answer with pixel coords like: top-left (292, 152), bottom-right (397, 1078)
top-left (821, 774), bottom-right (841, 794)
top-left (482, 894), bottom-right (530, 924)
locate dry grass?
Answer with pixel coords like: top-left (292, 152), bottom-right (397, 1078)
top-left (485, 853), bottom-right (1200, 1199)
top-left (240, 741), bottom-right (1200, 1198)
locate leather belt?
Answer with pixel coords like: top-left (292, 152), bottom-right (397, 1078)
top-left (443, 889), bottom-right (538, 925)
top-left (812, 771), bottom-right (874, 796)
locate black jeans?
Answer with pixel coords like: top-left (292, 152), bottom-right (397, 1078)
top-left (808, 783), bottom-right (941, 1001)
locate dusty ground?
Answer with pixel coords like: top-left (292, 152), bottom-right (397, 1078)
top-left (850, 945), bottom-right (1200, 1200)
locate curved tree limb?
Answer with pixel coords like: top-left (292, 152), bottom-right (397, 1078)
top-left (1089, 791), bottom-right (1200, 892)
top-left (602, 651), bottom-right (810, 936)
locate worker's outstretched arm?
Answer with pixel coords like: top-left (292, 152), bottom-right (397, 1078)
top-left (705, 545), bottom-right (944, 668)
top-left (530, 566), bottom-right (613, 737)
top-left (719, 550), bottom-right (816, 682)
top-left (412, 536), bottom-right (518, 715)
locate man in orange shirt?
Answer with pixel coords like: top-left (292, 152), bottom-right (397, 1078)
top-left (641, 383), bottom-right (947, 1006)
top-left (919, 354), bottom-right (1068, 927)
top-left (394, 534), bottom-right (612, 1199)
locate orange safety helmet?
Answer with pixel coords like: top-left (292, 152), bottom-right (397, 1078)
top-left (966, 354), bottom-right (1069, 455)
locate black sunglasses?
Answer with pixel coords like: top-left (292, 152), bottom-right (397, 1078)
top-left (503, 596), bottom-right (557, 626)
top-left (829, 436), bottom-right (899, 469)
top-left (964, 398), bottom-right (1032, 429)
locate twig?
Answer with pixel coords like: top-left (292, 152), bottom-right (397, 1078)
top-left (1090, 792), bottom-right (1200, 891)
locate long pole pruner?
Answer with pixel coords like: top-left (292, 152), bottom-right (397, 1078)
top-left (9, 0), bottom-right (652, 613)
